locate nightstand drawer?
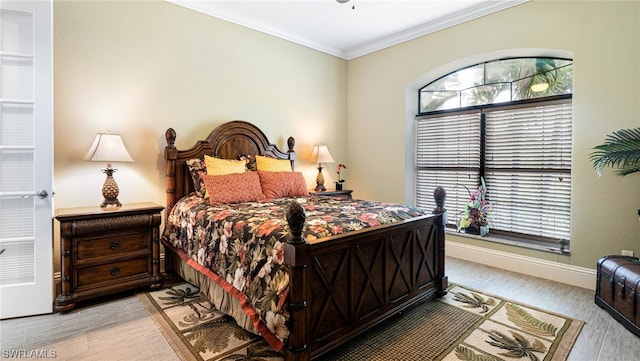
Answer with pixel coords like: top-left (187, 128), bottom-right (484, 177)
top-left (76, 232), bottom-right (149, 260)
top-left (76, 257), bottom-right (150, 288)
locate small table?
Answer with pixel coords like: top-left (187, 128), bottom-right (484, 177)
top-left (54, 202), bottom-right (164, 312)
top-left (309, 189), bottom-right (353, 199)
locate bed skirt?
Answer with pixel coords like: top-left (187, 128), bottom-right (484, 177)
top-left (163, 241), bottom-right (285, 351)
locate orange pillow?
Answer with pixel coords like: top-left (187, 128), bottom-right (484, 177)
top-left (258, 171), bottom-right (309, 199)
top-left (203, 172), bottom-right (265, 204)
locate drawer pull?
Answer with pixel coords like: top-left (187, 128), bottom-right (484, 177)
top-left (110, 267), bottom-right (120, 276)
top-left (110, 241), bottom-right (120, 250)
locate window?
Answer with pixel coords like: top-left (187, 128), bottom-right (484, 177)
top-left (416, 58), bottom-right (573, 252)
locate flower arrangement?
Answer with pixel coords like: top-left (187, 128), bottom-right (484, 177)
top-left (457, 177), bottom-right (492, 232)
top-left (336, 164), bottom-right (347, 190)
top-left (336, 164), bottom-right (347, 182)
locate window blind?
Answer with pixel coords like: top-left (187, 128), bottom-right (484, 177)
top-left (484, 101), bottom-right (572, 240)
top-left (415, 99), bottom-right (572, 245)
top-left (0, 7), bottom-right (37, 285)
top-left (416, 112), bottom-right (480, 224)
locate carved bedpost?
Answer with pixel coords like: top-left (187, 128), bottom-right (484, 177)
top-left (164, 128), bottom-right (177, 277)
top-left (432, 186), bottom-right (449, 296)
top-left (287, 201), bottom-right (305, 244)
top-left (287, 136), bottom-right (296, 170)
top-left (284, 201), bottom-right (310, 361)
top-left (164, 128), bottom-right (177, 221)
top-left (151, 211), bottom-right (163, 288)
top-left (433, 186), bottom-right (446, 216)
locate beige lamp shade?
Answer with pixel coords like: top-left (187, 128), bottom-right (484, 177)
top-left (83, 133), bottom-right (134, 165)
top-left (310, 145), bottom-right (335, 165)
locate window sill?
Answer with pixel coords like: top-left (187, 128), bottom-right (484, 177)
top-left (445, 229), bottom-right (570, 255)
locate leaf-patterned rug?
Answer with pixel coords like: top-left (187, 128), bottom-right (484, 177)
top-left (437, 284), bottom-right (583, 361)
top-left (137, 283), bottom-right (583, 361)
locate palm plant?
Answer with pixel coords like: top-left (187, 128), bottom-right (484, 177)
top-left (590, 127), bottom-right (640, 218)
top-left (590, 128), bottom-right (640, 176)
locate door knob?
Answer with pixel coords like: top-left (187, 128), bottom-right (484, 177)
top-left (23, 190), bottom-right (48, 199)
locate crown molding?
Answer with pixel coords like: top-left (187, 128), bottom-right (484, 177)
top-left (347, 0), bottom-right (529, 60)
top-left (167, 0), bottom-right (349, 58)
top-left (168, 0), bottom-right (528, 61)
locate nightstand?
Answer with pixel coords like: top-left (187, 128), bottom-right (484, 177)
top-left (54, 202), bottom-right (164, 312)
top-left (310, 189), bottom-right (353, 199)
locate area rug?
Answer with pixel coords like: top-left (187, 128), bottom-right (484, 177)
top-left (137, 283), bottom-right (584, 361)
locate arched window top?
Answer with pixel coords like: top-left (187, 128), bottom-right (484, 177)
top-left (419, 57), bottom-right (573, 113)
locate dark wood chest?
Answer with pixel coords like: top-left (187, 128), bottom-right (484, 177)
top-left (595, 255), bottom-right (640, 337)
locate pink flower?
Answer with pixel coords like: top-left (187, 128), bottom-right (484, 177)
top-left (266, 311), bottom-right (290, 341)
top-left (336, 164), bottom-right (347, 181)
top-left (232, 268), bottom-right (246, 291)
top-left (359, 213), bottom-right (381, 227)
top-left (219, 234), bottom-right (228, 254)
top-left (258, 219), bottom-right (281, 237)
top-left (213, 209), bottom-right (234, 221)
top-left (331, 225), bottom-right (344, 235)
top-left (271, 241), bottom-right (285, 265)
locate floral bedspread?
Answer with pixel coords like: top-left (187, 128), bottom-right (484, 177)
top-left (163, 194), bottom-right (429, 349)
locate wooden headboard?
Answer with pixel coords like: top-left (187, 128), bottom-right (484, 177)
top-left (164, 120), bottom-right (296, 215)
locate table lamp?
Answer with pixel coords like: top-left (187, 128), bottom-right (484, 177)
top-left (83, 132), bottom-right (134, 208)
top-left (310, 145), bottom-right (335, 191)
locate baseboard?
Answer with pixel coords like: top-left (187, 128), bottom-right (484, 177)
top-left (446, 240), bottom-right (596, 290)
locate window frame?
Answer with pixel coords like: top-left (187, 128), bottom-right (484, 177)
top-left (418, 57), bottom-right (573, 113)
top-left (415, 93), bottom-right (573, 254)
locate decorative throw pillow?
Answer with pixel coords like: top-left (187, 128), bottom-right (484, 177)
top-left (186, 158), bottom-right (208, 198)
top-left (204, 155), bottom-right (246, 175)
top-left (258, 171), bottom-right (309, 199)
top-left (255, 155), bottom-right (292, 172)
top-left (203, 172), bottom-right (266, 204)
top-left (240, 154), bottom-right (257, 171)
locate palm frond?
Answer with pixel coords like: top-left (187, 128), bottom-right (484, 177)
top-left (452, 291), bottom-right (496, 313)
top-left (505, 303), bottom-right (557, 337)
top-left (589, 127), bottom-right (640, 176)
top-left (454, 344), bottom-right (503, 361)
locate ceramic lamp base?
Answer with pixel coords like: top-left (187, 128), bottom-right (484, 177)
top-left (315, 165), bottom-right (326, 191)
top-left (101, 168), bottom-right (121, 208)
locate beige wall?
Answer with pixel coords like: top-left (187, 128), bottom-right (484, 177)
top-left (347, 0), bottom-right (640, 269)
top-left (53, 0), bottom-right (347, 271)
top-left (53, 0), bottom-right (639, 272)
top-left (54, 0), bottom-right (347, 208)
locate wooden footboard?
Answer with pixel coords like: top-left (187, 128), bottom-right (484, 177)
top-left (284, 188), bottom-right (447, 361)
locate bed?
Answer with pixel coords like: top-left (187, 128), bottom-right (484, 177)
top-left (161, 120), bottom-right (448, 360)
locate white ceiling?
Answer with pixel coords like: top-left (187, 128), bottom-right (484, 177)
top-left (168, 0), bottom-right (529, 60)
